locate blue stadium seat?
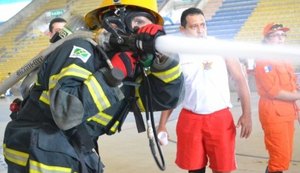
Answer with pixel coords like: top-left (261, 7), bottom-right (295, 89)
top-left (207, 0), bottom-right (258, 40)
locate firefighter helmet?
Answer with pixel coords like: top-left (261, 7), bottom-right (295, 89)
top-left (85, 0), bottom-right (164, 30)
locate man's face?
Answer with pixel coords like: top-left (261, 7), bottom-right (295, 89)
top-left (106, 14), bottom-right (153, 33)
top-left (130, 16), bottom-right (153, 29)
top-left (180, 14), bottom-right (207, 38)
top-left (49, 22), bottom-right (66, 38)
top-left (265, 30), bottom-right (287, 45)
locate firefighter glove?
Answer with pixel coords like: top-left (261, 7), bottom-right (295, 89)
top-left (135, 24), bottom-right (165, 54)
top-left (111, 51), bottom-right (138, 78)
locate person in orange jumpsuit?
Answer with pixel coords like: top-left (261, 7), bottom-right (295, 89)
top-left (255, 23), bottom-right (299, 173)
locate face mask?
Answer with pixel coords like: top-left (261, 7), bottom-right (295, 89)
top-left (101, 8), bottom-right (155, 35)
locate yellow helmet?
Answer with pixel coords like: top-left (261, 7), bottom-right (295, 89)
top-left (85, 0), bottom-right (164, 30)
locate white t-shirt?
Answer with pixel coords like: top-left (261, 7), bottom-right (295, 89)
top-left (179, 53), bottom-right (232, 114)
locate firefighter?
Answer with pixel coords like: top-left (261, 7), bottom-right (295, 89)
top-left (255, 23), bottom-right (296, 173)
top-left (3, 0), bottom-right (184, 172)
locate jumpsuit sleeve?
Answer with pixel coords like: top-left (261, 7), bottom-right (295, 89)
top-left (136, 55), bottom-right (184, 111)
top-left (42, 39), bottom-right (124, 130)
top-left (255, 61), bottom-right (280, 98)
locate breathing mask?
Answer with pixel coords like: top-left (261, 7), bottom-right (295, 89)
top-left (96, 7), bottom-right (156, 51)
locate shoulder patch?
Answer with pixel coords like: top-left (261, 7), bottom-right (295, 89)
top-left (69, 45), bottom-right (91, 63)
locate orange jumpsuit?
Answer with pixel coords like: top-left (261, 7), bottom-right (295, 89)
top-left (255, 59), bottom-right (297, 172)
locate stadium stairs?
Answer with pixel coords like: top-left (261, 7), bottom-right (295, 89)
top-left (0, 0), bottom-right (102, 84)
top-left (235, 0), bottom-right (300, 45)
top-left (0, 0), bottom-right (68, 83)
top-left (206, 0), bottom-right (258, 40)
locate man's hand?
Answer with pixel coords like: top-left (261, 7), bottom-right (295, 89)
top-left (294, 100), bottom-right (300, 126)
top-left (236, 113), bottom-right (252, 138)
top-left (135, 24), bottom-right (165, 54)
top-left (157, 124), bottom-right (169, 146)
top-left (298, 111), bottom-right (300, 126)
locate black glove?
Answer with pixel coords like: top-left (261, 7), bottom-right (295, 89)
top-left (135, 24), bottom-right (165, 54)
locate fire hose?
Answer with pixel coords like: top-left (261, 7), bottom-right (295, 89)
top-left (2, 34), bottom-right (300, 94)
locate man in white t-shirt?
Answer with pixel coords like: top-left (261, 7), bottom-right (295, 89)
top-left (158, 7), bottom-right (252, 173)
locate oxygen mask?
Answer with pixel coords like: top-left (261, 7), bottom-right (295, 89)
top-left (95, 8), bottom-right (155, 52)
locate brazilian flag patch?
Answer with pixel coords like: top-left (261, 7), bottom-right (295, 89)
top-left (69, 45), bottom-right (91, 63)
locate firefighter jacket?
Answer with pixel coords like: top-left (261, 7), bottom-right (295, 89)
top-left (3, 37), bottom-right (183, 173)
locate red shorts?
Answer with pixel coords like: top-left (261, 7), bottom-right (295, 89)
top-left (175, 108), bottom-right (237, 171)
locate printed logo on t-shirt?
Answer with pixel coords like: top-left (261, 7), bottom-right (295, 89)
top-left (202, 61), bottom-right (213, 70)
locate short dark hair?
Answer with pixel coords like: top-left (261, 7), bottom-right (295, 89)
top-left (49, 17), bottom-right (67, 32)
top-left (180, 7), bottom-right (204, 27)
